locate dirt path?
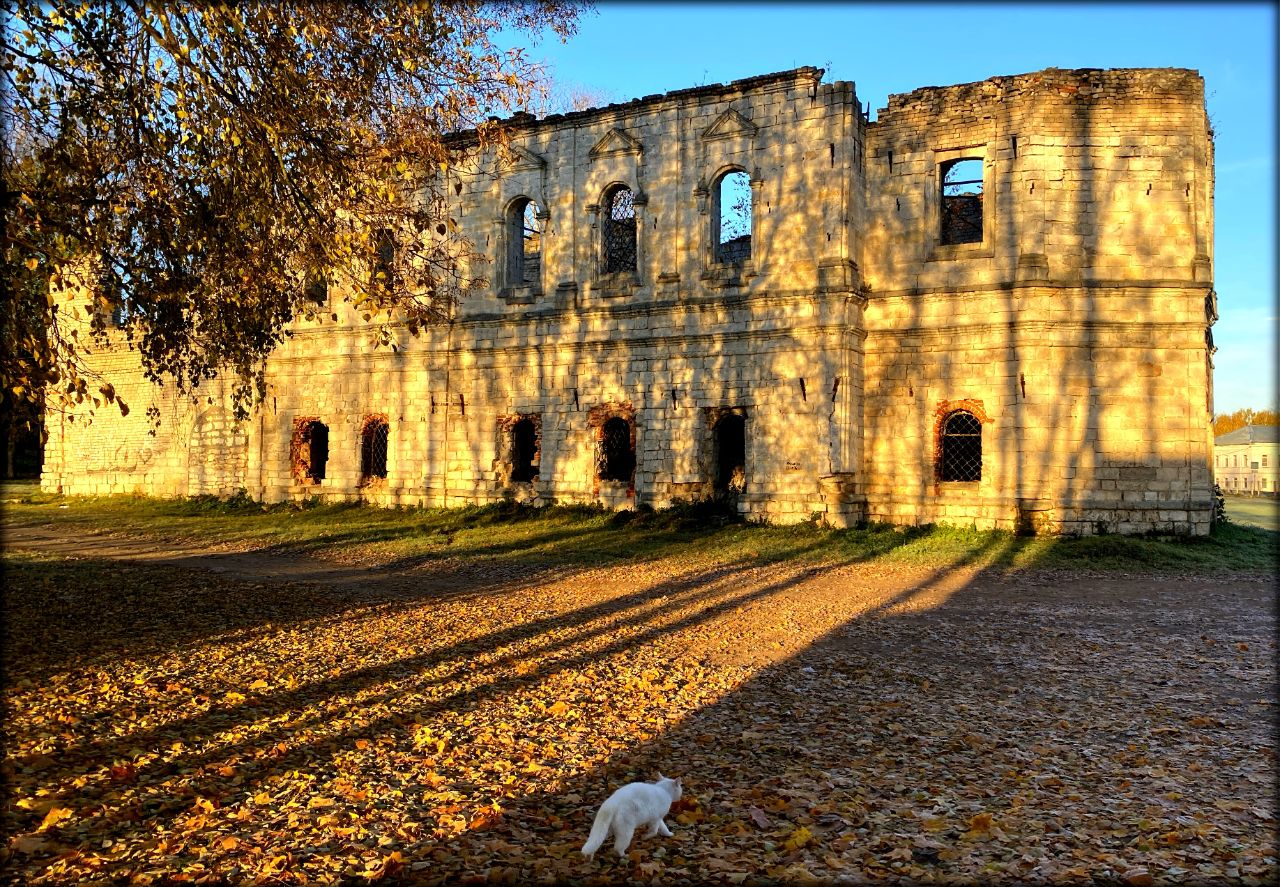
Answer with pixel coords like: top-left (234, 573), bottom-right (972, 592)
top-left (4, 521), bottom-right (1276, 884)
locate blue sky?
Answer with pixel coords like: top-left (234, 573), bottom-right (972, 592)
top-left (515, 1), bottom-right (1276, 415)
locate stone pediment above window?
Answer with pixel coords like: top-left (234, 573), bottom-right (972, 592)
top-left (589, 127), bottom-right (643, 160)
top-left (497, 144), bottom-right (547, 173)
top-left (701, 108), bottom-right (757, 142)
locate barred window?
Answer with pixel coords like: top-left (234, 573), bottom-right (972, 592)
top-left (940, 158), bottom-right (983, 245)
top-left (602, 185), bottom-right (637, 274)
top-left (940, 410), bottom-right (982, 482)
top-left (508, 198), bottom-right (543, 287)
top-left (360, 417), bottom-right (389, 481)
top-left (598, 416), bottom-right (635, 482)
top-left (715, 170), bottom-right (752, 264)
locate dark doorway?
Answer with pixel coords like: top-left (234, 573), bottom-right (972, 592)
top-left (304, 421), bottom-right (329, 482)
top-left (599, 417), bottom-right (635, 482)
top-left (713, 413), bottom-right (747, 494)
top-left (510, 418), bottom-right (538, 482)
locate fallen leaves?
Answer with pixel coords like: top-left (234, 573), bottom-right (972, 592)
top-left (1, 545), bottom-right (1276, 886)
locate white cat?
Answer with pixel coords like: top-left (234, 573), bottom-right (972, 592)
top-left (581, 774), bottom-right (683, 859)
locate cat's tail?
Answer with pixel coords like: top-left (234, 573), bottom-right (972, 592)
top-left (581, 804), bottom-right (613, 858)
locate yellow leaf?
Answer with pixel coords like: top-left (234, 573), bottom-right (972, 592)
top-left (37, 806), bottom-right (73, 831)
top-left (249, 679), bottom-right (268, 691)
top-left (782, 825), bottom-right (814, 852)
top-left (220, 836), bottom-right (239, 851)
top-left (25, 257), bottom-right (38, 271)
top-left (308, 796), bottom-right (335, 809)
top-left (966, 811), bottom-right (993, 832)
top-left (546, 700), bottom-right (569, 717)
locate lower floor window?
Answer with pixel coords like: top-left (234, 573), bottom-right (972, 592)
top-left (360, 416), bottom-right (389, 481)
top-left (940, 410), bottom-right (982, 482)
top-left (598, 416), bottom-right (635, 482)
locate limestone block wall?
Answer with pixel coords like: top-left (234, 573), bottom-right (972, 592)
top-left (41, 66), bottom-right (1215, 534)
top-left (860, 68), bottom-right (1215, 533)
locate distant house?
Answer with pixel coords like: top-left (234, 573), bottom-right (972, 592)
top-left (1214, 425), bottom-right (1279, 497)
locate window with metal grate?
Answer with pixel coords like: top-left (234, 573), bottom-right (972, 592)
top-left (360, 418), bottom-right (389, 481)
top-left (940, 411), bottom-right (982, 481)
top-left (602, 186), bottom-right (637, 273)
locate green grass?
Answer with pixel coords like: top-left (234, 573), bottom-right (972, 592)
top-left (3, 483), bottom-right (1275, 574)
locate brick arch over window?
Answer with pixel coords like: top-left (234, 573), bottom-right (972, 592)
top-left (587, 402), bottom-right (637, 492)
top-left (933, 399), bottom-right (990, 483)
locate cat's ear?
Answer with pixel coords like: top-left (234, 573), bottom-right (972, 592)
top-left (674, 777), bottom-right (682, 786)
top-left (656, 771), bottom-right (664, 781)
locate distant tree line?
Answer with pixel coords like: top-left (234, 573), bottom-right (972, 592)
top-left (1213, 408), bottom-right (1279, 437)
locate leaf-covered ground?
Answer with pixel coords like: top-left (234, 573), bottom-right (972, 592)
top-left (2, 522), bottom-right (1276, 885)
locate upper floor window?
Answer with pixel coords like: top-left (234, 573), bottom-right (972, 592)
top-left (940, 158), bottom-right (983, 245)
top-left (1263, 454), bottom-right (1270, 468)
top-left (304, 273), bottom-right (329, 305)
top-left (940, 410), bottom-right (982, 482)
top-left (508, 198), bottom-right (544, 288)
top-left (715, 170), bottom-right (752, 263)
top-left (371, 229), bottom-right (396, 293)
top-left (602, 185), bottom-right (637, 274)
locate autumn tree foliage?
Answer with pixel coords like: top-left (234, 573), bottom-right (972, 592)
top-left (1213, 408), bottom-right (1279, 437)
top-left (2, 1), bottom-right (581, 418)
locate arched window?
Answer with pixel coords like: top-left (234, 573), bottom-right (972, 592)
top-left (602, 185), bottom-right (637, 273)
top-left (508, 198), bottom-right (544, 287)
top-left (715, 170), bottom-right (752, 263)
top-left (940, 158), bottom-right (984, 245)
top-left (371, 229), bottom-right (396, 293)
top-left (598, 416), bottom-right (635, 482)
top-left (292, 420), bottom-right (329, 484)
top-left (940, 411), bottom-right (982, 482)
top-left (712, 413), bottom-right (747, 493)
top-left (510, 417), bottom-right (539, 483)
top-left (360, 416), bottom-right (389, 482)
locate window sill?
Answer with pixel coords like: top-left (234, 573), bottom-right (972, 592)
top-left (500, 285), bottom-right (542, 305)
top-left (927, 243), bottom-right (993, 262)
top-left (701, 261), bottom-right (755, 288)
top-left (596, 271), bottom-right (639, 298)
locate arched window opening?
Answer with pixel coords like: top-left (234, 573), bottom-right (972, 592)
top-left (599, 417), bottom-right (635, 482)
top-left (940, 411), bottom-right (982, 482)
top-left (371, 229), bottom-right (396, 292)
top-left (291, 419), bottom-right (329, 484)
top-left (305, 273), bottom-right (329, 305)
top-left (360, 417), bottom-right (389, 482)
top-left (602, 185), bottom-right (637, 273)
top-left (713, 413), bottom-right (747, 494)
top-left (508, 198), bottom-right (544, 287)
top-left (940, 158), bottom-right (983, 245)
top-left (715, 170), bottom-right (752, 263)
top-left (510, 417), bottom-right (539, 483)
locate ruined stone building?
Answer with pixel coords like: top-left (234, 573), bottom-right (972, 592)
top-left (42, 66), bottom-right (1218, 534)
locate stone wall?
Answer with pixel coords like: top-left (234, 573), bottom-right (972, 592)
top-left (42, 66), bottom-right (1216, 534)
